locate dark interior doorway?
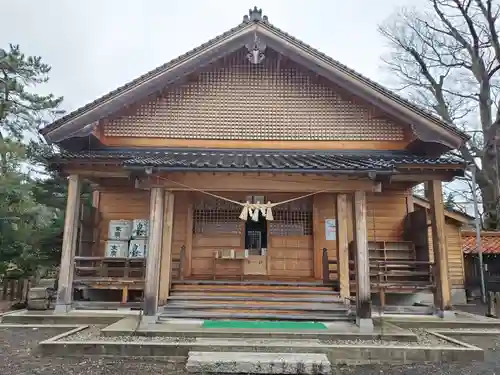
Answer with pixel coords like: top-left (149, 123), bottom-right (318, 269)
top-left (245, 212), bottom-right (268, 255)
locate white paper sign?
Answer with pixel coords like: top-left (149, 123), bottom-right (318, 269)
top-left (325, 219), bottom-right (337, 241)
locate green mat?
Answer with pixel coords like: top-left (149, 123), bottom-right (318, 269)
top-left (202, 320), bottom-right (328, 330)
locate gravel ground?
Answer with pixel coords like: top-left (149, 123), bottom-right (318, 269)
top-left (322, 329), bottom-right (459, 347)
top-left (63, 325), bottom-right (195, 342)
top-left (1, 326), bottom-right (500, 374)
top-left (63, 326), bottom-right (458, 347)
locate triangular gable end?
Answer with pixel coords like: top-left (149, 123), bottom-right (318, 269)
top-left (101, 47), bottom-right (409, 144)
top-left (41, 8), bottom-right (468, 152)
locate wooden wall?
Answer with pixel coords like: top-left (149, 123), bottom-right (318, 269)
top-left (313, 194), bottom-right (337, 278)
top-left (268, 236), bottom-right (313, 278)
top-left (94, 187), bottom-right (468, 288)
top-left (171, 192), bottom-right (189, 259)
top-left (96, 189), bottom-right (150, 256)
top-left (366, 190), bottom-right (409, 242)
top-left (427, 219), bottom-right (465, 289)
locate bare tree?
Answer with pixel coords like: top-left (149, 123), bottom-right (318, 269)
top-left (379, 0), bottom-right (500, 229)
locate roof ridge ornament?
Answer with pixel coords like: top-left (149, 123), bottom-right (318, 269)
top-left (245, 32), bottom-right (266, 64)
top-left (243, 6), bottom-right (268, 23)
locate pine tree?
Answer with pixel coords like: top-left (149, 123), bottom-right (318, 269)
top-left (0, 44), bottom-right (65, 278)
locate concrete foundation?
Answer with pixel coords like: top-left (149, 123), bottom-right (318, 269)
top-left (53, 304), bottom-right (71, 314)
top-left (356, 317), bottom-right (374, 332)
top-left (381, 289), bottom-right (467, 306)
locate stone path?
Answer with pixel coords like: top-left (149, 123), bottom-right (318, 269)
top-left (186, 351), bottom-right (331, 374)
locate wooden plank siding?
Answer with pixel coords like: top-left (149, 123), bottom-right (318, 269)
top-left (427, 220), bottom-right (465, 289)
top-left (268, 236), bottom-right (314, 278)
top-left (366, 190), bottom-right (409, 242)
top-left (313, 194), bottom-right (337, 278)
top-left (191, 234), bottom-right (244, 278)
top-left (96, 189), bottom-right (150, 256)
top-left (171, 192), bottom-right (189, 260)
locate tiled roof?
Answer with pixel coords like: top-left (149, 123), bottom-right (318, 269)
top-left (49, 149), bottom-right (465, 172)
top-left (39, 9), bottom-right (468, 143)
top-left (463, 231), bottom-right (500, 255)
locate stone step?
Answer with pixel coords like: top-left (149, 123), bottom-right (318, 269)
top-left (165, 302), bottom-right (349, 313)
top-left (186, 351), bottom-right (331, 374)
top-left (158, 310), bottom-right (353, 321)
top-left (174, 280), bottom-right (329, 287)
top-left (167, 295), bottom-right (343, 303)
top-left (172, 284), bottom-right (334, 292)
top-left (170, 288), bottom-right (339, 296)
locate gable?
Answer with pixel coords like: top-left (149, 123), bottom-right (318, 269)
top-left (102, 48), bottom-right (407, 143)
top-left (41, 8), bottom-right (468, 152)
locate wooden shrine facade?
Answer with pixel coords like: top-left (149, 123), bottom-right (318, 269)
top-left (41, 8), bottom-right (469, 325)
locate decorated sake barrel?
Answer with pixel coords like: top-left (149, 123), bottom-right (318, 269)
top-left (108, 220), bottom-right (132, 240)
top-left (128, 239), bottom-right (148, 258)
top-left (131, 219), bottom-right (149, 239)
top-left (105, 240), bottom-right (129, 258)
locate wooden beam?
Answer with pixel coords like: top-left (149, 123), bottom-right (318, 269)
top-left (138, 173), bottom-right (382, 193)
top-left (100, 136), bottom-right (410, 151)
top-left (144, 187), bottom-right (165, 318)
top-left (158, 191), bottom-right (175, 306)
top-left (353, 190), bottom-right (372, 326)
top-left (390, 173), bottom-right (458, 182)
top-left (184, 198), bottom-right (194, 277)
top-left (427, 180), bottom-right (452, 314)
top-left (55, 174), bottom-right (81, 313)
top-left (61, 166), bottom-right (130, 178)
top-left (336, 194), bottom-right (350, 303)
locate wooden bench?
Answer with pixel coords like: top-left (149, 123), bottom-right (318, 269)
top-left (74, 257), bottom-right (146, 304)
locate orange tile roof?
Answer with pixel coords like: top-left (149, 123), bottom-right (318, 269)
top-left (463, 230), bottom-right (500, 254)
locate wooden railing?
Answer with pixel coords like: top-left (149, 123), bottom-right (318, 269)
top-left (72, 244), bottom-right (185, 306)
top-left (322, 247), bottom-right (435, 306)
top-left (172, 245), bottom-right (185, 281)
top-left (322, 248), bottom-right (339, 290)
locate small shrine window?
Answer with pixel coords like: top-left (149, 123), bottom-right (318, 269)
top-left (193, 197), bottom-right (242, 234)
top-left (269, 198), bottom-right (313, 236)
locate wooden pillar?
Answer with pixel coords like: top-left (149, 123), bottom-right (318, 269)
top-left (427, 180), bottom-right (452, 315)
top-left (91, 188), bottom-right (100, 256)
top-left (184, 199), bottom-right (194, 278)
top-left (54, 174), bottom-right (81, 313)
top-left (144, 187), bottom-right (165, 320)
top-left (353, 190), bottom-right (373, 330)
top-left (158, 192), bottom-right (175, 305)
top-left (336, 194), bottom-right (350, 302)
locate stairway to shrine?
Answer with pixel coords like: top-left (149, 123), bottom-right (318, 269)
top-left (158, 280), bottom-right (353, 322)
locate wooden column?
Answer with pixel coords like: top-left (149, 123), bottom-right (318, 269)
top-left (353, 190), bottom-right (373, 329)
top-left (184, 199), bottom-right (194, 278)
top-left (91, 188), bottom-right (100, 256)
top-left (144, 187), bottom-right (165, 319)
top-left (158, 192), bottom-right (175, 305)
top-left (336, 194), bottom-right (350, 302)
top-left (427, 180), bottom-right (452, 315)
top-left (54, 174), bottom-right (81, 313)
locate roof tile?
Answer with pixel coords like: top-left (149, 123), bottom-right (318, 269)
top-left (463, 231), bottom-right (500, 255)
top-left (48, 149), bottom-right (465, 172)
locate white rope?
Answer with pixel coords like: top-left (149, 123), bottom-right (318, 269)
top-left (152, 175), bottom-right (332, 221)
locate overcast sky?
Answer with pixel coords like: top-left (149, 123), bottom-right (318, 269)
top-left (1, 0), bottom-right (421, 113)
